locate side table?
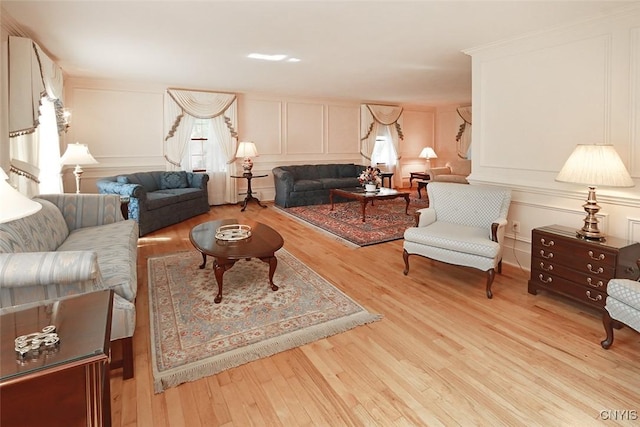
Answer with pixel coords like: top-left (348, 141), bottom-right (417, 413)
top-left (232, 173), bottom-right (268, 211)
top-left (0, 290), bottom-right (114, 427)
top-left (380, 172), bottom-right (394, 188)
top-left (409, 172), bottom-right (430, 188)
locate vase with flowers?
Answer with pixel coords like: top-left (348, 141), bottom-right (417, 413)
top-left (358, 166), bottom-right (382, 192)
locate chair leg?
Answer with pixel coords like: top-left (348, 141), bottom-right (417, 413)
top-left (486, 269), bottom-right (495, 299)
top-left (601, 311), bottom-right (615, 349)
top-left (402, 249), bottom-right (410, 275)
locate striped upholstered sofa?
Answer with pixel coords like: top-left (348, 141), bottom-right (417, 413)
top-left (0, 193), bottom-right (138, 379)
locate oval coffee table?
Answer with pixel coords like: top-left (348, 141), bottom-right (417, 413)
top-left (189, 218), bottom-right (284, 303)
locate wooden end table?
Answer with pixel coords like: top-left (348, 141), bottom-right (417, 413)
top-left (329, 187), bottom-right (411, 222)
top-left (231, 173), bottom-right (268, 211)
top-left (0, 290), bottom-right (113, 427)
top-left (190, 219), bottom-right (285, 303)
top-left (409, 172), bottom-right (430, 188)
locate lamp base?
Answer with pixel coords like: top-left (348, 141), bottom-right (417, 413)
top-left (73, 165), bottom-right (84, 194)
top-left (576, 186), bottom-right (606, 241)
top-left (242, 157), bottom-right (253, 173)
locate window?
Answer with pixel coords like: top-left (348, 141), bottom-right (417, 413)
top-left (182, 119), bottom-right (227, 173)
top-left (371, 135), bottom-right (397, 167)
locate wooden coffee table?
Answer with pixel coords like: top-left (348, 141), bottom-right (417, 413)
top-left (189, 219), bottom-right (284, 303)
top-left (329, 187), bottom-right (411, 222)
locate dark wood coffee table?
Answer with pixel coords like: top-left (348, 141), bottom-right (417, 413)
top-left (329, 187), bottom-right (411, 222)
top-left (189, 219), bottom-right (284, 303)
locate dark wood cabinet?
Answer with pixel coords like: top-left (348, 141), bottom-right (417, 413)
top-left (528, 224), bottom-right (640, 310)
top-left (0, 290), bottom-right (113, 427)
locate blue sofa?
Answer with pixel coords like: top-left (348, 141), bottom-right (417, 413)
top-left (272, 163), bottom-right (367, 207)
top-left (97, 171), bottom-right (209, 236)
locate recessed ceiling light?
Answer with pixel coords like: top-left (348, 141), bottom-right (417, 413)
top-left (287, 58), bottom-right (301, 63)
top-left (248, 53), bottom-right (287, 61)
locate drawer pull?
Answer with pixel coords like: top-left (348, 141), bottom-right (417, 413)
top-left (540, 238), bottom-right (554, 247)
top-left (539, 262), bottom-right (553, 272)
top-left (538, 274), bottom-right (552, 284)
top-left (586, 278), bottom-right (604, 288)
top-left (539, 250), bottom-right (553, 259)
top-left (585, 291), bottom-right (602, 302)
top-left (588, 250), bottom-right (605, 261)
top-left (587, 264), bottom-right (604, 274)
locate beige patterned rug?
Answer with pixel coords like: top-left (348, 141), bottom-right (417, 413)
top-left (148, 249), bottom-right (382, 393)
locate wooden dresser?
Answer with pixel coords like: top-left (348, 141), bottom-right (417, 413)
top-left (528, 224), bottom-right (640, 310)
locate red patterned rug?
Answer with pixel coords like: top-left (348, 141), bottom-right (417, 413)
top-left (275, 194), bottom-right (429, 246)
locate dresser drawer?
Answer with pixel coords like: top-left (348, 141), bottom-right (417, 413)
top-left (532, 233), bottom-right (617, 268)
top-left (528, 273), bottom-right (607, 309)
top-left (531, 257), bottom-right (609, 290)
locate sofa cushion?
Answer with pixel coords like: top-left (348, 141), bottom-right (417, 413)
top-left (57, 220), bottom-right (138, 302)
top-left (146, 188), bottom-right (202, 210)
top-left (293, 179), bottom-right (324, 191)
top-left (319, 177), bottom-right (361, 189)
top-left (117, 176), bottom-right (130, 184)
top-left (404, 221), bottom-right (500, 258)
top-left (160, 171), bottom-right (188, 189)
top-left (337, 164), bottom-right (358, 178)
top-left (127, 172), bottom-right (159, 192)
top-left (0, 199), bottom-right (69, 253)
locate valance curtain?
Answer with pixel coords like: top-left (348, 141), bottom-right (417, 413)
top-left (360, 104), bottom-right (404, 187)
top-left (456, 106), bottom-right (472, 159)
top-left (164, 89), bottom-right (239, 204)
top-left (8, 36), bottom-right (64, 196)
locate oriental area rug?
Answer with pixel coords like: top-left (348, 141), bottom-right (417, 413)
top-left (275, 195), bottom-right (429, 246)
top-left (148, 249), bottom-right (382, 393)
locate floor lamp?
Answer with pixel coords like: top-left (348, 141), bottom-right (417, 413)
top-left (60, 142), bottom-right (98, 193)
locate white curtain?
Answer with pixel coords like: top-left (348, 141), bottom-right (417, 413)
top-left (456, 106), bottom-right (472, 159)
top-left (8, 36), bottom-right (63, 195)
top-left (164, 89), bottom-right (239, 204)
top-left (360, 104), bottom-right (404, 187)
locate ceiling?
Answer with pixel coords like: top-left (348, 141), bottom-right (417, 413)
top-left (2, 1), bottom-right (636, 106)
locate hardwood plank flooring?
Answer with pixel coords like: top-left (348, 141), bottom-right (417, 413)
top-left (109, 201), bottom-right (640, 426)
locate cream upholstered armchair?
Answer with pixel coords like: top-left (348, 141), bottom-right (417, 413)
top-left (403, 182), bottom-right (512, 298)
top-left (601, 274), bottom-right (640, 349)
top-left (429, 158), bottom-right (471, 184)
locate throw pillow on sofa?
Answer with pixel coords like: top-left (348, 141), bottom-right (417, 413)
top-left (160, 171), bottom-right (188, 189)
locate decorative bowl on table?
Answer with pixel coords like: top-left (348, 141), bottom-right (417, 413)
top-left (215, 224), bottom-right (252, 241)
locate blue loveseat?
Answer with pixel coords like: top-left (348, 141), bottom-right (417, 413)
top-left (272, 163), bottom-right (367, 208)
top-left (97, 171), bottom-right (210, 236)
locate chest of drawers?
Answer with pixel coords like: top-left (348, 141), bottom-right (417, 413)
top-left (528, 224), bottom-right (640, 310)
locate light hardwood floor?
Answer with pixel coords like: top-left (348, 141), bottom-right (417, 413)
top-left (109, 200), bottom-right (640, 426)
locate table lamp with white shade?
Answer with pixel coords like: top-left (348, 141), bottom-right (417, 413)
top-left (0, 168), bottom-right (42, 223)
top-left (419, 147), bottom-right (438, 170)
top-left (556, 143), bottom-right (635, 241)
top-left (60, 142), bottom-right (98, 193)
top-left (236, 141), bottom-right (258, 173)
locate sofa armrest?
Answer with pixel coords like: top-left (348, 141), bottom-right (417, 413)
top-left (491, 218), bottom-right (508, 242)
top-left (273, 167), bottom-right (295, 207)
top-left (429, 166), bottom-right (452, 178)
top-left (97, 179), bottom-right (146, 198)
top-left (0, 251), bottom-right (101, 288)
top-left (187, 172), bottom-right (209, 189)
top-left (37, 193), bottom-right (126, 230)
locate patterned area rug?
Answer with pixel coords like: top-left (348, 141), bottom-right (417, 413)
top-left (148, 249), bottom-right (382, 393)
top-left (275, 195), bottom-right (429, 246)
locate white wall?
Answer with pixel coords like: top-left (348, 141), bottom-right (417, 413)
top-left (466, 5), bottom-right (640, 269)
top-left (62, 77), bottom-right (444, 198)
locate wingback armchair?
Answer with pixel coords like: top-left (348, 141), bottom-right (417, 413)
top-left (601, 273), bottom-right (640, 349)
top-left (403, 182), bottom-right (512, 298)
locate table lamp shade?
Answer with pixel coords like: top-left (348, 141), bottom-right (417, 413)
top-left (556, 144), bottom-right (635, 241)
top-left (418, 147), bottom-right (437, 159)
top-left (556, 144), bottom-right (634, 187)
top-left (236, 141), bottom-right (258, 173)
top-left (0, 168), bottom-right (42, 223)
